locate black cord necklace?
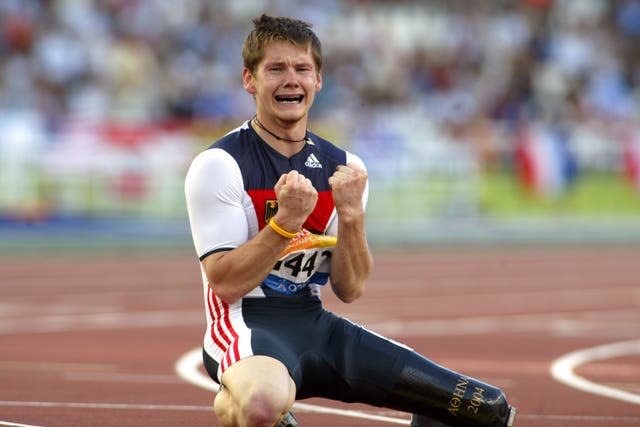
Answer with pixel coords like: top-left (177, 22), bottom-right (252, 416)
top-left (253, 116), bottom-right (309, 143)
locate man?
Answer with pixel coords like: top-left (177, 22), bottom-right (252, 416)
top-left (185, 14), bottom-right (516, 427)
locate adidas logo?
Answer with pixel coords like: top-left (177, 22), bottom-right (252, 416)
top-left (304, 153), bottom-right (322, 168)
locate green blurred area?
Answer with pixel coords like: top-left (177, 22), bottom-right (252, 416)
top-left (479, 171), bottom-right (640, 217)
top-left (366, 171), bottom-right (640, 221)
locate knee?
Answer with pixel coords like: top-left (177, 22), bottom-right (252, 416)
top-left (239, 388), bottom-right (289, 427)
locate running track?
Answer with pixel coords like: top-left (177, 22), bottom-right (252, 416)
top-left (1, 246), bottom-right (639, 426)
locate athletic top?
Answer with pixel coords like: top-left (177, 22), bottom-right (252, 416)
top-left (185, 120), bottom-right (368, 360)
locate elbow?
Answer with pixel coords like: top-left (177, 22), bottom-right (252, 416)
top-left (340, 292), bottom-right (363, 304)
top-left (208, 281), bottom-right (241, 305)
top-left (204, 262), bottom-right (243, 304)
top-left (334, 281), bottom-right (365, 304)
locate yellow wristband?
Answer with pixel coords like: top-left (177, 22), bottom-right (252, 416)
top-left (268, 218), bottom-right (299, 239)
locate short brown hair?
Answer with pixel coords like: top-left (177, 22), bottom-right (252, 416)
top-left (242, 14), bottom-right (323, 74)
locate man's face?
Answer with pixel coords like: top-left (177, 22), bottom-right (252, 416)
top-left (243, 40), bottom-right (322, 124)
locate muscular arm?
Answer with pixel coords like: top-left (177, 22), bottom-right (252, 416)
top-left (185, 149), bottom-right (318, 304)
top-left (201, 224), bottom-right (290, 304)
top-left (328, 163), bottom-right (373, 303)
top-left (204, 170), bottom-right (317, 304)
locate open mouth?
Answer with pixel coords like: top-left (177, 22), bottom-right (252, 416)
top-left (275, 95), bottom-right (304, 104)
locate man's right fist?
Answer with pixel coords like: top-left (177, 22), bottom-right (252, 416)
top-left (273, 170), bottom-right (318, 231)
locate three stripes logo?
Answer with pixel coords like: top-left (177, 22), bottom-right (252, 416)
top-left (305, 153), bottom-right (322, 168)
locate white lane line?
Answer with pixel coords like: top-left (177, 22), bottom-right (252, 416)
top-left (174, 348), bottom-right (411, 425)
top-left (0, 310), bottom-right (201, 334)
top-left (1, 307), bottom-right (637, 337)
top-left (0, 421), bottom-right (46, 427)
top-left (3, 403), bottom-right (639, 425)
top-left (0, 401), bottom-right (209, 411)
top-left (0, 399), bottom-right (408, 422)
top-left (63, 371), bottom-right (182, 384)
top-left (550, 338), bottom-right (640, 406)
top-left (174, 349), bottom-right (218, 391)
top-left (517, 414), bottom-right (640, 422)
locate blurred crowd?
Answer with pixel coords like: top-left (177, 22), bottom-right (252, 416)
top-left (1, 0), bottom-right (638, 128)
top-left (1, 0), bottom-right (640, 221)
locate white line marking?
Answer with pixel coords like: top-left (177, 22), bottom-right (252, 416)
top-left (0, 310), bottom-right (201, 334)
top-left (517, 414), bottom-right (640, 422)
top-left (174, 348), bottom-right (218, 391)
top-left (0, 360), bottom-right (116, 372)
top-left (174, 348), bottom-right (411, 425)
top-left (0, 401), bottom-right (209, 412)
top-left (2, 403), bottom-right (638, 425)
top-left (362, 308), bottom-right (640, 338)
top-left (63, 371), bottom-right (181, 384)
top-left (550, 338), bottom-right (640, 406)
top-left (1, 307), bottom-right (636, 338)
top-left (0, 421), bottom-right (46, 427)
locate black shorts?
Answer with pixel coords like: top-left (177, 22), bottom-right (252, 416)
top-left (203, 295), bottom-right (412, 406)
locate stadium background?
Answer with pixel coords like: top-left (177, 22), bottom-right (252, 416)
top-left (2, 0), bottom-right (640, 249)
top-left (1, 2), bottom-right (640, 427)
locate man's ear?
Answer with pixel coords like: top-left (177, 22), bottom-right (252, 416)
top-left (315, 71), bottom-right (323, 92)
top-left (243, 68), bottom-right (256, 95)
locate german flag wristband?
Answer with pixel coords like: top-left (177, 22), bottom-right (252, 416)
top-left (268, 218), bottom-right (299, 239)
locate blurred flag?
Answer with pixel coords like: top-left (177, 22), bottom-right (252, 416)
top-left (623, 126), bottom-right (640, 191)
top-left (515, 123), bottom-right (577, 198)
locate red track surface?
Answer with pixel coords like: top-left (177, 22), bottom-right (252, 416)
top-left (1, 246), bottom-right (639, 426)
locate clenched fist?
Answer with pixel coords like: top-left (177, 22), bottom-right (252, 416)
top-left (328, 163), bottom-right (367, 220)
top-left (273, 170), bottom-right (318, 231)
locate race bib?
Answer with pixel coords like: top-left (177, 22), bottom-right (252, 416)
top-left (262, 229), bottom-right (336, 295)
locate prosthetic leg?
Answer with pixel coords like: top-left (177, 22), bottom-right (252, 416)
top-left (410, 413), bottom-right (448, 427)
top-left (384, 351), bottom-right (517, 427)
